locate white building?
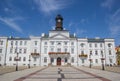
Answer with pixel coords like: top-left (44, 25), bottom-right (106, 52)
top-left (0, 15), bottom-right (116, 66)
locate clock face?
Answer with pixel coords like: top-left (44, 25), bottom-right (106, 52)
top-left (58, 19), bottom-right (61, 22)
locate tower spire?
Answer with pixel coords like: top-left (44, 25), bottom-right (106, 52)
top-left (55, 14), bottom-right (63, 31)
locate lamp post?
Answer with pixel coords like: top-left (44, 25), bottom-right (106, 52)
top-left (89, 54), bottom-right (92, 68)
top-left (101, 53), bottom-right (105, 70)
top-left (15, 52), bottom-right (19, 71)
top-left (28, 55), bottom-right (31, 68)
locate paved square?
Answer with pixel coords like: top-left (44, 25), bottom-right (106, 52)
top-left (14, 66), bottom-right (111, 81)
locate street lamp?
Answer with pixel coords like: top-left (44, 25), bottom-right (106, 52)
top-left (101, 53), bottom-right (105, 70)
top-left (89, 54), bottom-right (92, 68)
top-left (28, 55), bottom-right (31, 68)
top-left (15, 52), bottom-right (19, 71)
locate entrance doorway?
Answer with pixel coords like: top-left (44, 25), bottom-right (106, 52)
top-left (57, 57), bottom-right (61, 65)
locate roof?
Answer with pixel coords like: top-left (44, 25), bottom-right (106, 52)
top-left (88, 38), bottom-right (104, 42)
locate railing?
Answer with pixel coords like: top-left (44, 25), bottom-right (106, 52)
top-left (31, 53), bottom-right (40, 56)
top-left (48, 52), bottom-right (70, 55)
top-left (79, 54), bottom-right (88, 58)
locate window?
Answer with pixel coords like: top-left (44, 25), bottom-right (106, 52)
top-left (0, 41), bottom-right (3, 45)
top-left (82, 59), bottom-right (84, 64)
top-left (109, 50), bottom-right (112, 55)
top-left (95, 59), bottom-right (98, 63)
top-left (71, 48), bottom-right (74, 53)
top-left (11, 41), bottom-right (13, 45)
top-left (81, 43), bottom-right (84, 47)
top-left (9, 57), bottom-right (12, 61)
top-left (51, 41), bottom-right (54, 45)
top-left (20, 41), bottom-right (22, 45)
top-left (57, 42), bottom-right (61, 45)
top-left (0, 56), bottom-right (1, 61)
top-left (108, 43), bottom-right (112, 48)
top-left (95, 43), bottom-right (97, 47)
top-left (19, 57), bottom-right (21, 61)
top-left (15, 41), bottom-right (18, 45)
top-left (44, 48), bottom-right (47, 54)
top-left (34, 58), bottom-right (36, 62)
top-left (10, 48), bottom-right (13, 53)
top-left (71, 42), bottom-right (74, 45)
top-left (19, 49), bottom-right (22, 53)
top-left (23, 57), bottom-right (26, 61)
top-left (14, 48), bottom-right (17, 53)
top-left (57, 48), bottom-right (61, 52)
top-left (64, 48), bottom-right (67, 52)
top-left (89, 43), bottom-right (92, 47)
top-left (101, 50), bottom-right (103, 57)
top-left (35, 41), bottom-right (37, 45)
top-left (24, 49), bottom-right (27, 53)
top-left (81, 50), bottom-right (84, 54)
top-left (51, 58), bottom-right (54, 63)
top-left (34, 49), bottom-right (37, 53)
top-left (109, 59), bottom-right (112, 63)
top-left (24, 41), bottom-right (27, 45)
top-left (95, 50), bottom-right (98, 55)
top-left (64, 42), bottom-right (67, 45)
top-left (0, 49), bottom-right (2, 53)
top-left (100, 43), bottom-right (102, 47)
top-left (65, 58), bottom-right (67, 63)
top-left (90, 50), bottom-right (92, 55)
top-left (71, 57), bottom-right (74, 63)
top-left (50, 48), bottom-right (54, 52)
top-left (44, 57), bottom-right (47, 63)
top-left (44, 42), bottom-right (47, 45)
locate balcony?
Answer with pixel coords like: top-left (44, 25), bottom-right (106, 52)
top-left (79, 54), bottom-right (88, 59)
top-left (48, 52), bottom-right (70, 55)
top-left (31, 53), bottom-right (40, 57)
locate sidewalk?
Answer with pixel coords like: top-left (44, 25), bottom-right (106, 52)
top-left (0, 66), bottom-right (45, 81)
top-left (89, 66), bottom-right (120, 73)
top-left (75, 66), bottom-right (120, 81)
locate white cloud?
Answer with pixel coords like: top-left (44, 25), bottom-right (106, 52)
top-left (101, 0), bottom-right (114, 9)
top-left (76, 28), bottom-right (86, 35)
top-left (34, 0), bottom-right (72, 13)
top-left (0, 17), bottom-right (23, 33)
top-left (109, 8), bottom-right (120, 36)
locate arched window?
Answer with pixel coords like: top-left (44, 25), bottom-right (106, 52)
top-left (108, 43), bottom-right (112, 48)
top-left (81, 43), bottom-right (85, 47)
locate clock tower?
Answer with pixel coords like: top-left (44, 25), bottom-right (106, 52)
top-left (55, 14), bottom-right (63, 31)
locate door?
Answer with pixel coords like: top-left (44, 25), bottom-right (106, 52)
top-left (57, 57), bottom-right (61, 65)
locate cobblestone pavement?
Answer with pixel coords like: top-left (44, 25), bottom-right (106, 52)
top-left (88, 66), bottom-right (120, 73)
top-left (0, 66), bottom-right (120, 81)
top-left (14, 66), bottom-right (112, 81)
top-left (0, 66), bottom-right (29, 75)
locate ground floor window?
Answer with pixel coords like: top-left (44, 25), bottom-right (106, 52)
top-left (71, 57), bottom-right (74, 63)
top-left (109, 59), bottom-right (113, 63)
top-left (44, 57), bottom-right (47, 63)
top-left (82, 59), bottom-right (84, 64)
top-left (51, 58), bottom-right (54, 63)
top-left (65, 58), bottom-right (67, 63)
top-left (0, 56), bottom-right (1, 61)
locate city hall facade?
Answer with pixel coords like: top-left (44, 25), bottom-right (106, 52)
top-left (0, 15), bottom-right (116, 66)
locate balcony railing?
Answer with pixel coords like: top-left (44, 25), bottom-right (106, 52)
top-left (48, 52), bottom-right (70, 55)
top-left (31, 53), bottom-right (40, 56)
top-left (79, 54), bottom-right (88, 58)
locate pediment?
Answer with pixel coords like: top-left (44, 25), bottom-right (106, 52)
top-left (50, 33), bottom-right (69, 39)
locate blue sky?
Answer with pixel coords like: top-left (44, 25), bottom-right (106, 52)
top-left (0, 0), bottom-right (120, 45)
